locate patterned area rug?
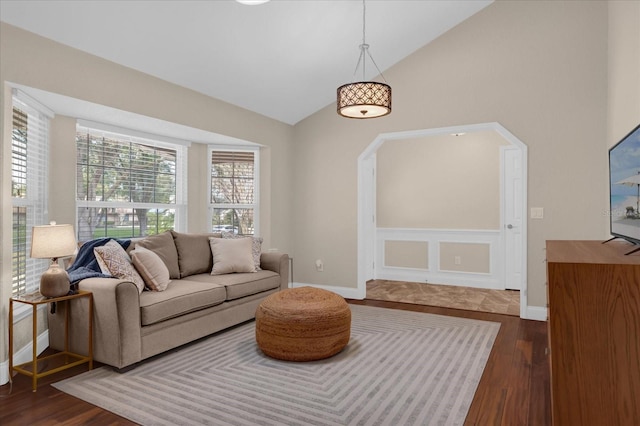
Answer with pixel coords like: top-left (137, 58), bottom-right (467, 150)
top-left (53, 305), bottom-right (500, 426)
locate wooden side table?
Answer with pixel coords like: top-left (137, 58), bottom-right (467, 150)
top-left (8, 290), bottom-right (93, 392)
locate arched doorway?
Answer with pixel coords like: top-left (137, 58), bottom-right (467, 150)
top-left (357, 122), bottom-right (529, 318)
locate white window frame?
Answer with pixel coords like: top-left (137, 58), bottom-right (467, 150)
top-left (75, 122), bottom-right (189, 240)
top-left (11, 90), bottom-right (54, 318)
top-left (208, 145), bottom-right (260, 236)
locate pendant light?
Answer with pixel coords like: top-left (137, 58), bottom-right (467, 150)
top-left (337, 0), bottom-right (391, 119)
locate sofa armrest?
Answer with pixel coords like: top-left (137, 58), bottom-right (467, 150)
top-left (260, 252), bottom-right (290, 290)
top-left (49, 277), bottom-right (142, 369)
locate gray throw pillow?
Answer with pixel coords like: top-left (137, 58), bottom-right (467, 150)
top-left (171, 231), bottom-right (217, 278)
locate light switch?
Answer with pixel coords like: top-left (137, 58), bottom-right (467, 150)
top-left (531, 207), bottom-right (544, 219)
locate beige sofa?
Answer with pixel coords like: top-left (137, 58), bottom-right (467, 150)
top-left (48, 231), bottom-right (289, 370)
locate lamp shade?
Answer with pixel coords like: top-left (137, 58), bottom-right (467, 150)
top-left (30, 223), bottom-right (77, 259)
top-left (337, 81), bottom-right (391, 119)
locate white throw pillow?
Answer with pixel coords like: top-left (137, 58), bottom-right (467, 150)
top-left (131, 246), bottom-right (171, 291)
top-left (209, 237), bottom-right (255, 275)
top-left (221, 231), bottom-right (263, 271)
top-left (94, 240), bottom-right (145, 294)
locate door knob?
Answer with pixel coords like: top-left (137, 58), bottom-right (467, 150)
top-left (507, 224), bottom-right (514, 229)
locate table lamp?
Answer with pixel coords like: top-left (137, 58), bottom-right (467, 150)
top-left (30, 222), bottom-right (77, 297)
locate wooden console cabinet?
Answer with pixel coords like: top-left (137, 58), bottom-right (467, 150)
top-left (546, 240), bottom-right (640, 425)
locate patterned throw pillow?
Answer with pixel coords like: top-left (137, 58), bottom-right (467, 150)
top-left (131, 246), bottom-right (171, 292)
top-left (94, 240), bottom-right (145, 294)
top-left (221, 231), bottom-right (263, 271)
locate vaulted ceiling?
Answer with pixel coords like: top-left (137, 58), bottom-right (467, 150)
top-left (1, 0), bottom-right (492, 125)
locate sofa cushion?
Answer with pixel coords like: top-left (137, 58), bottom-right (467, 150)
top-left (209, 237), bottom-right (255, 275)
top-left (135, 231), bottom-right (180, 279)
top-left (221, 231), bottom-right (263, 271)
top-left (185, 270), bottom-right (281, 300)
top-left (139, 279), bottom-right (226, 326)
top-left (171, 231), bottom-right (218, 278)
top-left (94, 240), bottom-right (145, 294)
top-left (131, 246), bottom-right (171, 292)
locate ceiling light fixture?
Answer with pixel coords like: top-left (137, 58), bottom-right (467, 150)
top-left (337, 0), bottom-right (391, 119)
top-left (235, 0), bottom-right (270, 5)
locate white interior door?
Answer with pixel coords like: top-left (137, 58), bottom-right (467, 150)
top-left (503, 147), bottom-right (523, 291)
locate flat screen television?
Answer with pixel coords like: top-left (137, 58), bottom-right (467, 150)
top-left (609, 123), bottom-right (640, 253)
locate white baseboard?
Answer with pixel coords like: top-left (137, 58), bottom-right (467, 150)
top-left (0, 330), bottom-right (49, 386)
top-left (291, 282), bottom-right (365, 300)
top-left (524, 306), bottom-right (548, 321)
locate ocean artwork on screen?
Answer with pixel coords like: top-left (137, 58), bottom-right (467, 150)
top-left (610, 124), bottom-right (640, 244)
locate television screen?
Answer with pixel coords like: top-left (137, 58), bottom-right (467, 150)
top-left (610, 123), bottom-right (640, 246)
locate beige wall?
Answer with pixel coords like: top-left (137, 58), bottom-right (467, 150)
top-left (0, 22), bottom-right (294, 365)
top-left (608, 1), bottom-right (640, 147)
top-left (293, 1), bottom-right (610, 306)
top-left (377, 130), bottom-right (508, 277)
top-left (377, 131), bottom-right (507, 229)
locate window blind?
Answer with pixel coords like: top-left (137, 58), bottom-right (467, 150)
top-left (11, 96), bottom-right (51, 297)
top-left (209, 148), bottom-right (259, 235)
top-left (76, 125), bottom-right (187, 241)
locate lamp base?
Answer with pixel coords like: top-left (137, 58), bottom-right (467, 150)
top-left (40, 263), bottom-right (70, 298)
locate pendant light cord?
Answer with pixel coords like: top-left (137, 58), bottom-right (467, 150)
top-left (351, 0), bottom-right (388, 84)
top-left (362, 0), bottom-right (366, 46)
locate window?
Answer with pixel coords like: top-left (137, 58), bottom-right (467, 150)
top-left (11, 92), bottom-right (52, 297)
top-left (76, 125), bottom-right (187, 241)
top-left (209, 148), bottom-right (259, 235)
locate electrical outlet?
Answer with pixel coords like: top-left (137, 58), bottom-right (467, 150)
top-left (315, 259), bottom-right (324, 272)
top-left (531, 207), bottom-right (544, 219)
top-left (454, 256), bottom-right (461, 265)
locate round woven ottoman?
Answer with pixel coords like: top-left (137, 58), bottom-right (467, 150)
top-left (255, 286), bottom-right (351, 361)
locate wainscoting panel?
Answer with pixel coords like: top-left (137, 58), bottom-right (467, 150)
top-left (384, 240), bottom-right (429, 269)
top-left (376, 228), bottom-right (504, 290)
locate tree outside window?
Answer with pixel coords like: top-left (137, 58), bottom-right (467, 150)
top-left (76, 127), bottom-right (185, 241)
top-left (210, 150), bottom-right (257, 235)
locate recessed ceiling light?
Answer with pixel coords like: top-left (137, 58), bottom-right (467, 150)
top-left (236, 0), bottom-right (270, 5)
top-left (451, 133), bottom-right (466, 137)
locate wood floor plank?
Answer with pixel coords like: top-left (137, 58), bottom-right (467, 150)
top-left (465, 389), bottom-right (508, 426)
top-left (528, 320), bottom-right (552, 426)
top-left (467, 318), bottom-right (520, 425)
top-left (1, 299), bottom-right (551, 426)
top-left (502, 339), bottom-right (533, 425)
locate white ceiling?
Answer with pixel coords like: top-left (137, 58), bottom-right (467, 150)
top-left (1, 0), bottom-right (492, 125)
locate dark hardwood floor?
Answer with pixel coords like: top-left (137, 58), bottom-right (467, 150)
top-left (1, 299), bottom-right (551, 426)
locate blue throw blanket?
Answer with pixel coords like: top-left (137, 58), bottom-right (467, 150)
top-left (67, 238), bottom-right (131, 285)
